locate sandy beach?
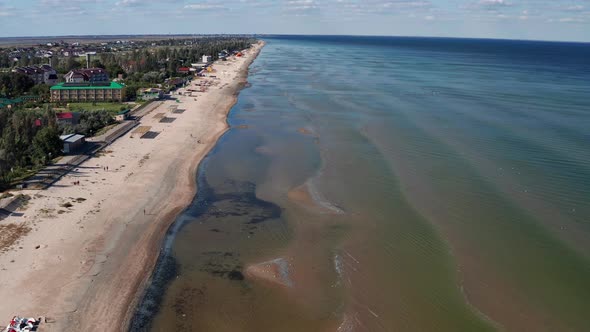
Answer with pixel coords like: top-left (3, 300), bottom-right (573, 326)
top-left (0, 41), bottom-right (264, 331)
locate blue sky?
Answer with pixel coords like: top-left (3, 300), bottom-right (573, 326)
top-left (0, 0), bottom-right (588, 41)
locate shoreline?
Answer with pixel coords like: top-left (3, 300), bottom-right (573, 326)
top-left (122, 44), bottom-right (264, 331)
top-left (0, 41), bottom-right (264, 331)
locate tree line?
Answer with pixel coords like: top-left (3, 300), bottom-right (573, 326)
top-left (0, 106), bottom-right (62, 189)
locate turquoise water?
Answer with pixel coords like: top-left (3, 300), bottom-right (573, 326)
top-left (133, 37), bottom-right (590, 331)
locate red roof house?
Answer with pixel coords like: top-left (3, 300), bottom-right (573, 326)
top-left (177, 67), bottom-right (191, 74)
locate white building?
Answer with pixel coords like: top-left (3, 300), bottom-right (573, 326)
top-left (202, 55), bottom-right (213, 63)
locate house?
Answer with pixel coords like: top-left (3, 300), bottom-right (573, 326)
top-left (12, 65), bottom-right (57, 85)
top-left (39, 65), bottom-right (58, 85)
top-left (63, 71), bottom-right (86, 83)
top-left (202, 55), bottom-right (213, 63)
top-left (64, 68), bottom-right (109, 83)
top-left (59, 134), bottom-right (85, 154)
top-left (55, 112), bottom-right (80, 125)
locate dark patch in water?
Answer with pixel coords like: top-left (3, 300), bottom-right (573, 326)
top-left (170, 285), bottom-right (207, 331)
top-left (130, 155), bottom-right (282, 331)
top-left (129, 254), bottom-right (178, 331)
top-left (228, 270), bottom-right (245, 280)
top-left (200, 251), bottom-right (244, 281)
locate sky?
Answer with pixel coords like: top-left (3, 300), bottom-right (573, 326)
top-left (0, 0), bottom-right (588, 42)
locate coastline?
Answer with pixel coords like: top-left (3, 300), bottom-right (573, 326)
top-left (120, 42), bottom-right (266, 331)
top-left (0, 41), bottom-right (264, 331)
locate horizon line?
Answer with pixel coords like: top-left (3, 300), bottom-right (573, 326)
top-left (0, 33), bottom-right (588, 45)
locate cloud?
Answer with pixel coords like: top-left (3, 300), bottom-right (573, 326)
top-left (557, 17), bottom-right (585, 22)
top-left (0, 1), bottom-right (20, 17)
top-left (284, 0), bottom-right (319, 11)
top-left (184, 1), bottom-right (229, 11)
top-left (563, 5), bottom-right (585, 12)
top-left (477, 0), bottom-right (512, 10)
top-left (116, 0), bottom-right (142, 6)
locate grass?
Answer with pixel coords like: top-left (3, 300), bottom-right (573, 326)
top-left (67, 102), bottom-right (136, 115)
top-left (94, 123), bottom-right (119, 136)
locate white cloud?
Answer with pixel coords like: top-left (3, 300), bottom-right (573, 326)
top-left (477, 0), bottom-right (511, 10)
top-left (116, 0), bottom-right (142, 6)
top-left (184, 3), bottom-right (228, 10)
top-left (558, 17), bottom-right (585, 22)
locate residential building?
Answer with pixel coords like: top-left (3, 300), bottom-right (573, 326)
top-left (202, 55), bottom-right (213, 63)
top-left (64, 68), bottom-right (109, 83)
top-left (50, 82), bottom-right (125, 102)
top-left (11, 65), bottom-right (58, 85)
top-left (55, 112), bottom-right (81, 125)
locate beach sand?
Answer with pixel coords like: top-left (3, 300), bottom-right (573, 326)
top-left (0, 41), bottom-right (264, 331)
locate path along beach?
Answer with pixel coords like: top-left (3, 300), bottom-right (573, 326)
top-left (0, 41), bottom-right (264, 331)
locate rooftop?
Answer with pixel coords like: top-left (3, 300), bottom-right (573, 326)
top-left (60, 134), bottom-right (85, 143)
top-left (50, 82), bottom-right (125, 90)
top-left (56, 112), bottom-right (74, 119)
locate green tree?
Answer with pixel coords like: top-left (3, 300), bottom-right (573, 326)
top-left (30, 84), bottom-right (50, 101)
top-left (32, 127), bottom-right (62, 165)
top-left (91, 59), bottom-right (106, 69)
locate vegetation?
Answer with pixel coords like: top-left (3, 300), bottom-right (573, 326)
top-left (0, 37), bottom-right (257, 189)
top-left (67, 102), bottom-right (130, 114)
top-left (0, 72), bottom-right (35, 98)
top-left (59, 110), bottom-right (115, 137)
top-left (91, 38), bottom-right (256, 100)
top-left (0, 107), bottom-right (62, 189)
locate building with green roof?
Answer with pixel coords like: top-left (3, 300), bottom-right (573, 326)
top-left (0, 98), bottom-right (24, 109)
top-left (50, 82), bottom-right (125, 102)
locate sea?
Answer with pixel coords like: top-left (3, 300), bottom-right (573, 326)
top-left (131, 36), bottom-right (590, 332)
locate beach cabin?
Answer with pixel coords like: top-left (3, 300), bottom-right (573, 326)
top-left (60, 134), bottom-right (85, 154)
top-left (138, 88), bottom-right (164, 100)
top-left (115, 109), bottom-right (130, 121)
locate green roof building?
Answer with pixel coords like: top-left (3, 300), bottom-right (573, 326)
top-left (0, 98), bottom-right (24, 109)
top-left (50, 82), bottom-right (125, 102)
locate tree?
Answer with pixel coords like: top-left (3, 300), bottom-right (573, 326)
top-left (91, 59), bottom-right (106, 69)
top-left (10, 73), bottom-right (35, 97)
top-left (32, 127), bottom-right (62, 166)
top-left (106, 63), bottom-right (126, 79)
top-left (30, 84), bottom-right (50, 101)
top-left (0, 73), bottom-right (34, 98)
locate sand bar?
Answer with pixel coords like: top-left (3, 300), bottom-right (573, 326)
top-left (0, 41), bottom-right (264, 331)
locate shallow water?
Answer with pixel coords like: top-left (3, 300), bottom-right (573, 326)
top-left (132, 36), bottom-right (590, 331)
